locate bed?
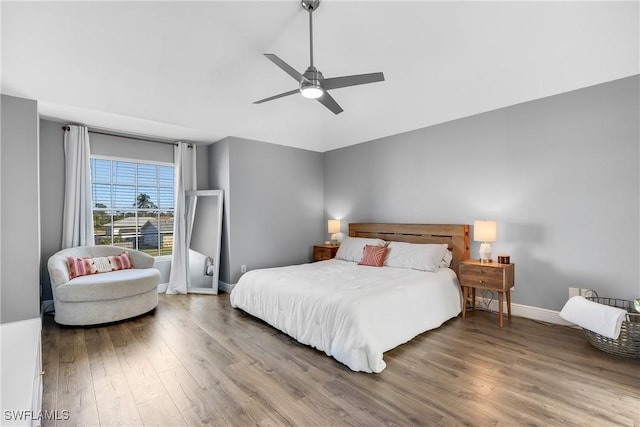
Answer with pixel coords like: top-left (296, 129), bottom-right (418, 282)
top-left (230, 223), bottom-right (470, 373)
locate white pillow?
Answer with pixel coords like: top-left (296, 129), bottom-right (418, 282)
top-left (335, 236), bottom-right (386, 262)
top-left (440, 250), bottom-right (453, 268)
top-left (384, 242), bottom-right (449, 272)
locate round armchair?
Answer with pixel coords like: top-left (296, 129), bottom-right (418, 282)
top-left (48, 246), bottom-right (160, 326)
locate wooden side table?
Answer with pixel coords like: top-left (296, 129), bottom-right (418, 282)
top-left (313, 244), bottom-right (339, 262)
top-left (459, 259), bottom-right (515, 327)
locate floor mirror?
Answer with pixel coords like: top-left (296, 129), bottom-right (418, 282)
top-left (185, 189), bottom-right (223, 294)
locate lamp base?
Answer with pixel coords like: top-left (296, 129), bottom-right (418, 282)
top-left (479, 242), bottom-right (492, 263)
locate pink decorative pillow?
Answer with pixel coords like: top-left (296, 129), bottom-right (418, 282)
top-left (108, 252), bottom-right (132, 271)
top-left (358, 245), bottom-right (388, 267)
top-left (67, 256), bottom-right (98, 279)
top-left (67, 252), bottom-right (133, 279)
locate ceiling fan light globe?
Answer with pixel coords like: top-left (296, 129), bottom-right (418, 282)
top-left (300, 86), bottom-right (324, 99)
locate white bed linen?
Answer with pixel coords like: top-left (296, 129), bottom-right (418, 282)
top-left (230, 259), bottom-right (462, 373)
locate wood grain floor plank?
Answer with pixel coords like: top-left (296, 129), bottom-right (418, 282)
top-left (83, 327), bottom-right (122, 380)
top-left (55, 328), bottom-right (100, 427)
top-left (107, 323), bottom-right (167, 405)
top-left (128, 319), bottom-right (183, 375)
top-left (260, 341), bottom-right (398, 427)
top-left (41, 317), bottom-right (60, 427)
top-left (341, 348), bottom-right (500, 426)
top-left (135, 392), bottom-right (187, 426)
top-left (154, 300), bottom-right (241, 367)
top-left (157, 365), bottom-right (223, 426)
top-left (225, 361), bottom-right (334, 427)
top-left (163, 351), bottom-right (248, 421)
top-left (505, 357), bottom-right (636, 425)
top-left (93, 373), bottom-right (143, 426)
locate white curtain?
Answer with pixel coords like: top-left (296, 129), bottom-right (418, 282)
top-left (167, 142), bottom-right (197, 294)
top-left (61, 125), bottom-right (94, 248)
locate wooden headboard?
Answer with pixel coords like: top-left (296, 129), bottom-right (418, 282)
top-left (349, 223), bottom-right (470, 274)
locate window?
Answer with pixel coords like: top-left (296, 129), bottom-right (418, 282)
top-left (91, 157), bottom-right (174, 257)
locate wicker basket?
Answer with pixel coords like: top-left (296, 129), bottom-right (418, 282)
top-left (584, 296), bottom-right (640, 358)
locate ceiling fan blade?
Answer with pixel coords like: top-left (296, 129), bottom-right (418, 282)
top-left (323, 72), bottom-right (385, 90)
top-left (254, 89), bottom-right (300, 104)
top-left (316, 91), bottom-right (343, 115)
top-left (264, 54), bottom-right (309, 83)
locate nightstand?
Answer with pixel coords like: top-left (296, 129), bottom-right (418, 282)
top-left (459, 259), bottom-right (515, 327)
top-left (313, 244), bottom-right (339, 262)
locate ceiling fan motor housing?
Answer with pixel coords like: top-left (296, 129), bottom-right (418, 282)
top-left (301, 66), bottom-right (324, 90)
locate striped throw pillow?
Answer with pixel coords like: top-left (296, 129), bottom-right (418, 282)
top-left (108, 252), bottom-right (132, 271)
top-left (358, 245), bottom-right (388, 267)
top-left (67, 256), bottom-right (98, 279)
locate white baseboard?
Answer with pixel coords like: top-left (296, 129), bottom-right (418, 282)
top-left (42, 300), bottom-right (55, 313)
top-left (473, 295), bottom-right (573, 326)
top-left (157, 282), bottom-right (233, 294)
top-left (218, 281), bottom-right (234, 293)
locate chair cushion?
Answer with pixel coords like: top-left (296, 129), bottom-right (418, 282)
top-left (55, 268), bottom-right (160, 303)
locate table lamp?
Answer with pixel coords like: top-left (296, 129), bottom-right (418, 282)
top-left (474, 220), bottom-right (497, 263)
top-left (328, 220), bottom-right (341, 245)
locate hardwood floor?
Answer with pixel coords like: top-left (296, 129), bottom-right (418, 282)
top-left (42, 293), bottom-right (639, 426)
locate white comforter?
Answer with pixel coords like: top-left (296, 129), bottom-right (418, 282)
top-left (230, 260), bottom-right (462, 373)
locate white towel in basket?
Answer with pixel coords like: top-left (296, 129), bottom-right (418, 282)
top-left (560, 296), bottom-right (627, 339)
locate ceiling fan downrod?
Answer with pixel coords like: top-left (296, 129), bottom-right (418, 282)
top-left (300, 0), bottom-right (323, 99)
top-left (302, 0), bottom-right (320, 67)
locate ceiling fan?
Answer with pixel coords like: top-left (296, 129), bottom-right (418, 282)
top-left (254, 0), bottom-right (385, 115)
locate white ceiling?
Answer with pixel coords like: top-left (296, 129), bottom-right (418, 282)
top-left (2, 1), bottom-right (638, 152)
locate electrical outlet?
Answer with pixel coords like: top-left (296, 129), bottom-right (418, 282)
top-left (580, 288), bottom-right (591, 297)
top-left (569, 287), bottom-right (580, 298)
top-left (241, 265), bottom-right (247, 273)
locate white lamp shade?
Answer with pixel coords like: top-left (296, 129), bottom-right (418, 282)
top-left (328, 220), bottom-right (341, 234)
top-left (474, 220), bottom-right (497, 242)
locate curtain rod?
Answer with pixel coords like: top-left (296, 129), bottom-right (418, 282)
top-left (61, 126), bottom-right (194, 147)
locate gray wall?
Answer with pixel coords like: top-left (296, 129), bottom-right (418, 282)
top-left (209, 137), bottom-right (324, 284)
top-left (1, 95), bottom-right (41, 323)
top-left (39, 120), bottom-right (65, 303)
top-left (324, 76), bottom-right (639, 311)
top-left (208, 139), bottom-right (231, 283)
top-left (39, 119), bottom-right (209, 300)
